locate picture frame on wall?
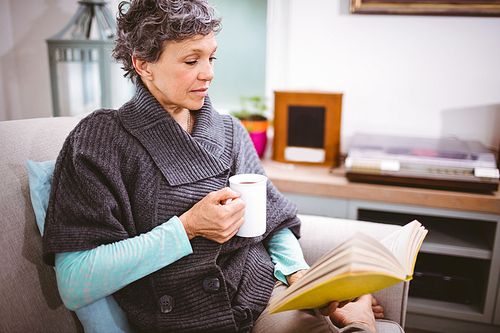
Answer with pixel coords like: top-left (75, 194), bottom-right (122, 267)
top-left (350, 0), bottom-right (500, 17)
top-left (273, 91), bottom-right (343, 167)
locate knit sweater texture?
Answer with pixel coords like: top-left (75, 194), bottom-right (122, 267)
top-left (43, 80), bottom-right (301, 333)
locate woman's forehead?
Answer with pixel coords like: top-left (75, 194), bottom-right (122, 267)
top-left (164, 32), bottom-right (217, 56)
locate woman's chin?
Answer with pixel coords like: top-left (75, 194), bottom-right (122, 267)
top-left (187, 98), bottom-right (206, 111)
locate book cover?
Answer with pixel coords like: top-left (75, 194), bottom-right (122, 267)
top-left (269, 220), bottom-right (427, 314)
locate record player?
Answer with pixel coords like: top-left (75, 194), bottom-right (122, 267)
top-left (345, 133), bottom-right (499, 192)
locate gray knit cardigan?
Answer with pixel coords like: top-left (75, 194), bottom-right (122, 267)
top-left (43, 80), bottom-right (301, 333)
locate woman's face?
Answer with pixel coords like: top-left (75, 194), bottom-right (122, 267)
top-left (141, 32), bottom-right (218, 114)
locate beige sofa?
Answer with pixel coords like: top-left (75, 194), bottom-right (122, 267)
top-left (0, 116), bottom-right (407, 332)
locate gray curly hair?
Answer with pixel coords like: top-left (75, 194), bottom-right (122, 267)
top-left (113, 0), bottom-right (222, 81)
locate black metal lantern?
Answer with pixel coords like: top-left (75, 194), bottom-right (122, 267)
top-left (47, 1), bottom-right (133, 116)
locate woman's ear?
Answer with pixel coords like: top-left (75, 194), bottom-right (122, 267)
top-left (132, 55), bottom-right (153, 80)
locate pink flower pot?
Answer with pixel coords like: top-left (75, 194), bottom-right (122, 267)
top-left (241, 119), bottom-right (268, 158)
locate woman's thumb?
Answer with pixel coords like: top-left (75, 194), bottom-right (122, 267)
top-left (217, 187), bottom-right (241, 205)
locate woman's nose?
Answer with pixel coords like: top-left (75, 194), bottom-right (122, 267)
top-left (198, 60), bottom-right (214, 81)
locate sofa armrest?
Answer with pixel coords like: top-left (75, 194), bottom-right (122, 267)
top-left (0, 117), bottom-right (83, 333)
top-left (297, 214), bottom-right (409, 327)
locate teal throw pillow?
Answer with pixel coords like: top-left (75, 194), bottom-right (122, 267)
top-left (26, 159), bottom-right (132, 333)
top-left (26, 159), bottom-right (56, 236)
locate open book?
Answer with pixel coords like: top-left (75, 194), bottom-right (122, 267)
top-left (269, 220), bottom-right (427, 314)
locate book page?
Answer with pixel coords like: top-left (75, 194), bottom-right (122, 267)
top-left (406, 226), bottom-right (427, 275)
top-left (314, 237), bottom-right (402, 275)
top-left (279, 232), bottom-right (406, 301)
top-left (380, 220), bottom-right (427, 276)
top-left (294, 245), bottom-right (404, 293)
top-left (308, 232), bottom-right (402, 276)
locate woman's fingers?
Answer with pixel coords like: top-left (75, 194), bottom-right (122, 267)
top-left (179, 188), bottom-right (246, 243)
top-left (371, 296), bottom-right (384, 319)
top-left (318, 301), bottom-right (340, 316)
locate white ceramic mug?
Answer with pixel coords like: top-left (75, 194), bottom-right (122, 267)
top-left (229, 174), bottom-right (267, 237)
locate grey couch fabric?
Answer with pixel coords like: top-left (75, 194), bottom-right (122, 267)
top-left (0, 117), bottom-right (407, 332)
top-left (0, 117), bottom-right (83, 333)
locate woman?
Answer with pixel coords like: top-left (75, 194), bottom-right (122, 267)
top-left (43, 0), bottom-right (382, 332)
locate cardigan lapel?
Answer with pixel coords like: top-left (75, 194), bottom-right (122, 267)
top-left (119, 80), bottom-right (232, 186)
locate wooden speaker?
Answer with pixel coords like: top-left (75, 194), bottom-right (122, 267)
top-left (273, 91), bottom-right (342, 167)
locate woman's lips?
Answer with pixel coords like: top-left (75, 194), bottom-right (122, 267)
top-left (191, 88), bottom-right (208, 97)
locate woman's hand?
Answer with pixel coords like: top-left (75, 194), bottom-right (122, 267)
top-left (286, 269), bottom-right (308, 286)
top-left (318, 299), bottom-right (354, 317)
top-left (329, 294), bottom-right (383, 332)
top-left (179, 187), bottom-right (245, 243)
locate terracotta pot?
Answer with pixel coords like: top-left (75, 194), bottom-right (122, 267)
top-left (240, 117), bottom-right (268, 158)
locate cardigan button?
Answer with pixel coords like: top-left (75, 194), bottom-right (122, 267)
top-left (158, 295), bottom-right (174, 313)
top-left (203, 276), bottom-right (221, 294)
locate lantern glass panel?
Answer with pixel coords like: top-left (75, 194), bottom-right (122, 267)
top-left (55, 48), bottom-right (101, 116)
top-left (47, 1), bottom-right (134, 116)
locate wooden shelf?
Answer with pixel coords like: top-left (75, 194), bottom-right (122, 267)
top-left (262, 159), bottom-right (500, 215)
top-left (408, 297), bottom-right (485, 321)
top-left (421, 228), bottom-right (492, 260)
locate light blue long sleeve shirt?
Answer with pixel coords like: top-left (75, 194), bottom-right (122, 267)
top-left (55, 217), bottom-right (309, 310)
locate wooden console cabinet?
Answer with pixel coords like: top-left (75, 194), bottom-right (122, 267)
top-left (262, 160), bottom-right (500, 333)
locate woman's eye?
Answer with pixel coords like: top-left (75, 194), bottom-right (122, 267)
top-left (209, 57), bottom-right (217, 62)
top-left (185, 61), bottom-right (197, 65)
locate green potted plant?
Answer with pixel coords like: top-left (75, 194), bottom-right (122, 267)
top-left (231, 95), bottom-right (269, 158)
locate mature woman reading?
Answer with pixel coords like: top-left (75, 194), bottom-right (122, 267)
top-left (42, 0), bottom-right (383, 332)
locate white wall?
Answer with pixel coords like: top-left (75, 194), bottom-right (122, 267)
top-left (266, 0), bottom-right (500, 154)
top-left (209, 0), bottom-right (267, 114)
top-left (0, 0), bottom-right (72, 120)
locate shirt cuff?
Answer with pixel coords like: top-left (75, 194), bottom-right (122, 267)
top-left (170, 216), bottom-right (193, 255)
top-left (268, 228), bottom-right (310, 285)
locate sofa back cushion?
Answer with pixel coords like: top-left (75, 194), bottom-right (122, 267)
top-left (0, 117), bottom-right (82, 333)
